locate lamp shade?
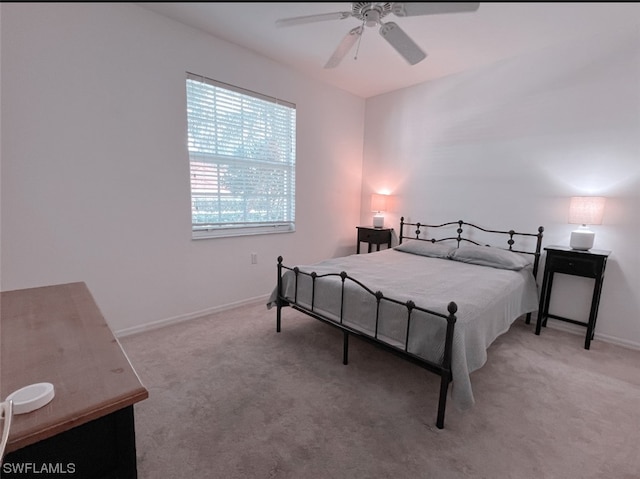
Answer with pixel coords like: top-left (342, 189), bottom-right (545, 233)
top-left (371, 194), bottom-right (388, 212)
top-left (569, 196), bottom-right (606, 225)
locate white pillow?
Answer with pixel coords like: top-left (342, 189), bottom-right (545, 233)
top-left (394, 240), bottom-right (455, 259)
top-left (449, 245), bottom-right (532, 271)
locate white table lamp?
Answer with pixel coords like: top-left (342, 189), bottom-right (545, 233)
top-left (371, 193), bottom-right (388, 228)
top-left (569, 196), bottom-right (606, 250)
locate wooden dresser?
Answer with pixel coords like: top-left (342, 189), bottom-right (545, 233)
top-left (1, 282), bottom-right (148, 478)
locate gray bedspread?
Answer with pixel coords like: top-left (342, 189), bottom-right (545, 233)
top-left (267, 248), bottom-right (539, 410)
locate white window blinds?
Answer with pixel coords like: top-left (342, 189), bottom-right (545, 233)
top-left (186, 73), bottom-right (296, 238)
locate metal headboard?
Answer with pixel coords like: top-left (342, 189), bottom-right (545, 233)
top-left (398, 218), bottom-right (545, 280)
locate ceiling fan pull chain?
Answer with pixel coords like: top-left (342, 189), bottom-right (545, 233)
top-left (354, 18), bottom-right (366, 60)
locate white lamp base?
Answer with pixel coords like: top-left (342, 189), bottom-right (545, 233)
top-left (373, 214), bottom-right (384, 228)
top-left (570, 227), bottom-right (595, 250)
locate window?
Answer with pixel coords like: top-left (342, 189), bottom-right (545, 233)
top-left (185, 73), bottom-right (296, 239)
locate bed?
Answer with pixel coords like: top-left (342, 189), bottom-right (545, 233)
top-left (267, 218), bottom-right (544, 429)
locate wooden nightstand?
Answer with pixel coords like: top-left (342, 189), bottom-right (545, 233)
top-left (356, 226), bottom-right (393, 254)
top-left (535, 245), bottom-right (611, 349)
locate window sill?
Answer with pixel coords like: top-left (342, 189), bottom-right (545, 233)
top-left (192, 224), bottom-right (295, 240)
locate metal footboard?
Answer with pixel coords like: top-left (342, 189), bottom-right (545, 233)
top-left (275, 256), bottom-right (458, 429)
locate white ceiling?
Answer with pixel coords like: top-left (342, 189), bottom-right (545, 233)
top-left (139, 2), bottom-right (640, 98)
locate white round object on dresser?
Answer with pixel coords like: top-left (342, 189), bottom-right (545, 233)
top-left (5, 382), bottom-right (55, 415)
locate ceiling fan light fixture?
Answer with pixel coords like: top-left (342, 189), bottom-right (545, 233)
top-left (363, 9), bottom-right (381, 27)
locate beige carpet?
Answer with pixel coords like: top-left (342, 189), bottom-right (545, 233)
top-left (119, 301), bottom-right (640, 479)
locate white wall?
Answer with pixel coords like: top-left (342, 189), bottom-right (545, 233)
top-left (362, 28), bottom-right (640, 348)
top-left (0, 4), bottom-right (365, 333)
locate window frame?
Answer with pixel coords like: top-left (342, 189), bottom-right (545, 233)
top-left (185, 72), bottom-right (296, 240)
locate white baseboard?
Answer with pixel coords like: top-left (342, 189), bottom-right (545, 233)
top-left (544, 319), bottom-right (640, 351)
top-left (115, 294), bottom-right (269, 338)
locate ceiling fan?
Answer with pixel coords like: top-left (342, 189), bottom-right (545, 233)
top-left (276, 2), bottom-right (480, 69)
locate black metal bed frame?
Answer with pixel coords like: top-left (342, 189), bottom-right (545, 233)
top-left (275, 218), bottom-right (544, 429)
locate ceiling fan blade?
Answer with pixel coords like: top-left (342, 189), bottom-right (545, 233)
top-left (392, 2), bottom-right (480, 17)
top-left (324, 26), bottom-right (364, 69)
top-left (379, 22), bottom-right (427, 66)
top-left (276, 11), bottom-right (352, 28)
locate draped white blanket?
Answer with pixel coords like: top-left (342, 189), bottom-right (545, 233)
top-left (267, 248), bottom-right (539, 410)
